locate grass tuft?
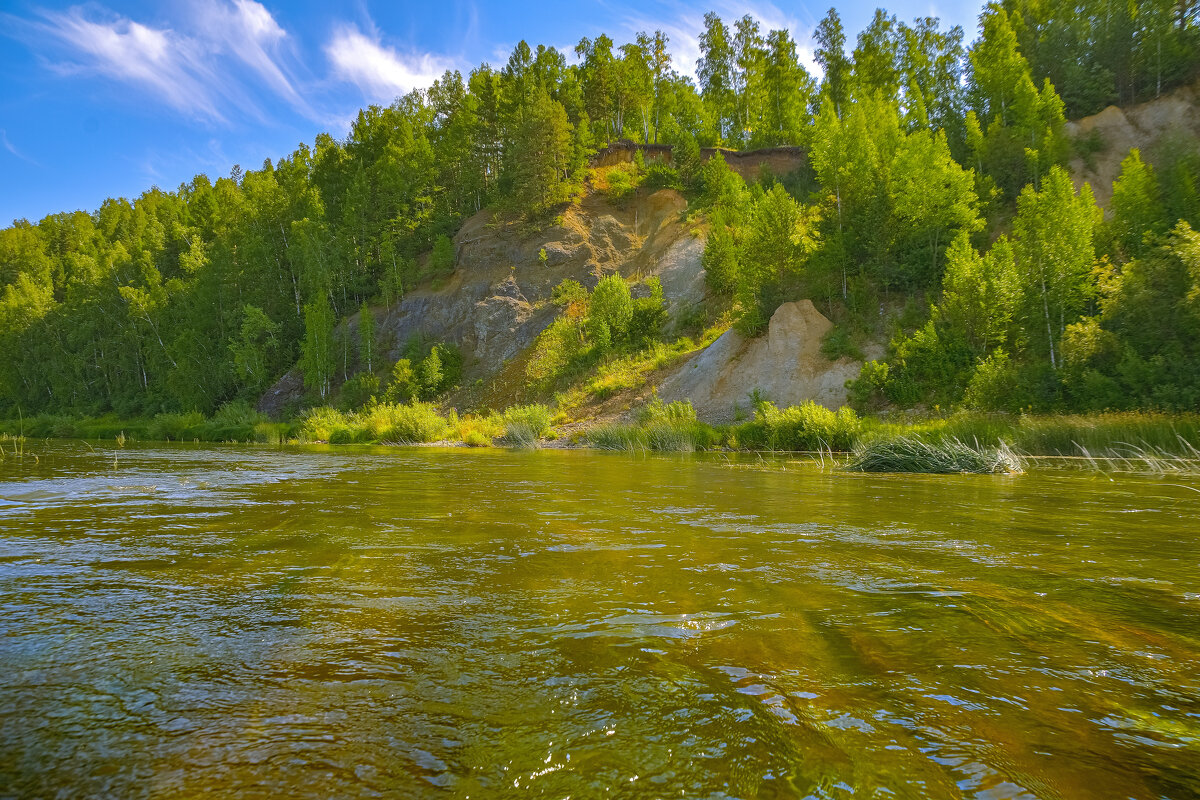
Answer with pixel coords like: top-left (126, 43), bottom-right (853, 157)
top-left (848, 435), bottom-right (1023, 474)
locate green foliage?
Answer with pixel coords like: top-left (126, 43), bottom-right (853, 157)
top-left (820, 324), bottom-right (864, 361)
top-left (551, 278), bottom-right (587, 307)
top-left (339, 371), bottom-right (380, 411)
top-left (603, 164), bottom-right (641, 201)
top-left (1106, 149), bottom-right (1166, 260)
top-left (848, 360), bottom-right (890, 412)
top-left (737, 400), bottom-right (861, 451)
top-left (358, 302), bottom-right (375, 372)
top-left (589, 398), bottom-right (714, 452)
top-left (301, 295), bottom-right (335, 400)
top-left (588, 274), bottom-right (633, 347)
top-left (430, 235), bottom-right (456, 275)
top-left (298, 401), bottom-right (448, 444)
top-left (230, 305), bottom-right (282, 395)
top-left (962, 350), bottom-right (1025, 412)
top-left (702, 221), bottom-right (739, 295)
top-left (2, 6), bottom-right (1197, 423)
top-left (384, 358), bottom-right (418, 404)
top-left (629, 277), bottom-right (667, 342)
top-left (501, 403), bottom-right (554, 446)
top-left (848, 436), bottom-right (1022, 473)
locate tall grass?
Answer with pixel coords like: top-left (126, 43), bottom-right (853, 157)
top-left (861, 411), bottom-right (1200, 458)
top-left (587, 398), bottom-right (715, 452)
top-left (735, 401), bottom-right (861, 452)
top-left (0, 402), bottom-right (281, 443)
top-left (500, 404), bottom-right (554, 447)
top-left (298, 402), bottom-right (448, 444)
top-left (848, 436), bottom-right (1023, 474)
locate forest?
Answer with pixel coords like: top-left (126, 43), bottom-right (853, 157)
top-left (1, 0), bottom-right (1198, 422)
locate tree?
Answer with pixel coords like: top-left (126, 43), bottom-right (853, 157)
top-left (1107, 148), bottom-right (1166, 259)
top-left (230, 305), bottom-right (281, 394)
top-left (698, 13), bottom-right (736, 142)
top-left (735, 184), bottom-right (816, 334)
top-left (936, 234), bottom-right (1020, 355)
top-left (814, 9), bottom-right (851, 116)
top-left (358, 301), bottom-right (375, 373)
top-left (851, 9), bottom-right (901, 102)
top-left (507, 90), bottom-right (574, 212)
top-left (301, 295), bottom-right (335, 399)
top-left (588, 274), bottom-right (633, 345)
top-left (1013, 166), bottom-right (1100, 369)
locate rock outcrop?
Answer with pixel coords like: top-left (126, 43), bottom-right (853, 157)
top-left (657, 300), bottom-right (863, 422)
top-left (1067, 80), bottom-right (1200, 209)
top-left (258, 188), bottom-right (703, 417)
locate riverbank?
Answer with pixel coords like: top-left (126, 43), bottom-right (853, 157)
top-left (4, 402), bottom-right (1200, 474)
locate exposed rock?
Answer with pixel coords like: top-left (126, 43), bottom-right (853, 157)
top-left (657, 300), bottom-right (862, 422)
top-left (258, 187), bottom-right (705, 416)
top-left (1067, 80), bottom-right (1200, 209)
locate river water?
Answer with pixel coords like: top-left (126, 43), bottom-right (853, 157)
top-left (0, 442), bottom-right (1197, 799)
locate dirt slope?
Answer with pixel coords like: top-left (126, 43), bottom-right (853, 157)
top-left (1067, 79), bottom-right (1200, 208)
top-left (258, 188), bottom-right (704, 417)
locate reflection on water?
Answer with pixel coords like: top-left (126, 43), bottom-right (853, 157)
top-left (1, 442), bottom-right (1198, 798)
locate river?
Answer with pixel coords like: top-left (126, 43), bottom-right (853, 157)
top-left (1, 442), bottom-right (1197, 798)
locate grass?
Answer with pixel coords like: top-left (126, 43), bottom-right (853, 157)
top-left (860, 411), bottom-right (1200, 458)
top-left (4, 400), bottom-right (1198, 475)
top-left (298, 402), bottom-right (449, 444)
top-left (500, 404), bottom-right (554, 447)
top-left (847, 436), bottom-right (1023, 474)
top-left (0, 402), bottom-right (289, 444)
top-left (587, 398), bottom-right (717, 452)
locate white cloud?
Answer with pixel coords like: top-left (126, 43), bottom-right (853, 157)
top-left (40, 9), bottom-right (225, 120)
top-left (326, 25), bottom-right (451, 103)
top-left (27, 1), bottom-right (314, 124)
top-left (195, 0), bottom-right (301, 106)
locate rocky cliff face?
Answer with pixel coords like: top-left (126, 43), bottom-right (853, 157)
top-left (657, 301), bottom-right (872, 422)
top-left (258, 188), bottom-right (707, 417)
top-left (1067, 79), bottom-right (1200, 208)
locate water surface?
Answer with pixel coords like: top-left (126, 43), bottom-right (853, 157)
top-left (1, 442), bottom-right (1198, 798)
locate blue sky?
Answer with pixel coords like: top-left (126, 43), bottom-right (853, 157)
top-left (0, 0), bottom-right (984, 225)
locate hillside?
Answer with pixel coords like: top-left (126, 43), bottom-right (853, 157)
top-left (255, 77), bottom-right (1200, 425)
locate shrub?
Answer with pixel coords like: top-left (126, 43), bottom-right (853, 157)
top-left (339, 372), bottom-right (380, 410)
top-left (739, 401), bottom-right (860, 451)
top-left (299, 406), bottom-right (354, 443)
top-left (430, 234), bottom-right (455, 275)
top-left (384, 358), bottom-right (419, 404)
top-left (848, 360), bottom-right (890, 412)
top-left (501, 404), bottom-right (554, 446)
top-left (847, 436), bottom-right (1022, 474)
top-left (364, 402), bottom-right (448, 444)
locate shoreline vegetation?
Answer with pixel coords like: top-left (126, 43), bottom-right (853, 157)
top-left (4, 402), bottom-right (1200, 475)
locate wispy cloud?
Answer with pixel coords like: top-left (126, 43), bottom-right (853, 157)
top-left (1, 129), bottom-right (41, 166)
top-left (37, 8), bottom-right (226, 120)
top-left (326, 24), bottom-right (452, 103)
top-left (24, 1), bottom-right (312, 124)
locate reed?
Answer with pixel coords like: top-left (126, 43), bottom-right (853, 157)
top-left (847, 435), bottom-right (1023, 474)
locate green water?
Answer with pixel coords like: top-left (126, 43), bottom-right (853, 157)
top-left (1, 443), bottom-right (1197, 799)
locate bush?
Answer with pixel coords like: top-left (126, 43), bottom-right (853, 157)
top-left (299, 406), bottom-right (355, 443)
top-left (501, 404), bottom-right (553, 446)
top-left (430, 234), bottom-right (455, 275)
top-left (339, 372), bottom-right (380, 410)
top-left (737, 401), bottom-right (860, 451)
top-left (364, 402), bottom-right (448, 444)
top-left (962, 350), bottom-right (1026, 412)
top-left (848, 360), bottom-right (890, 412)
